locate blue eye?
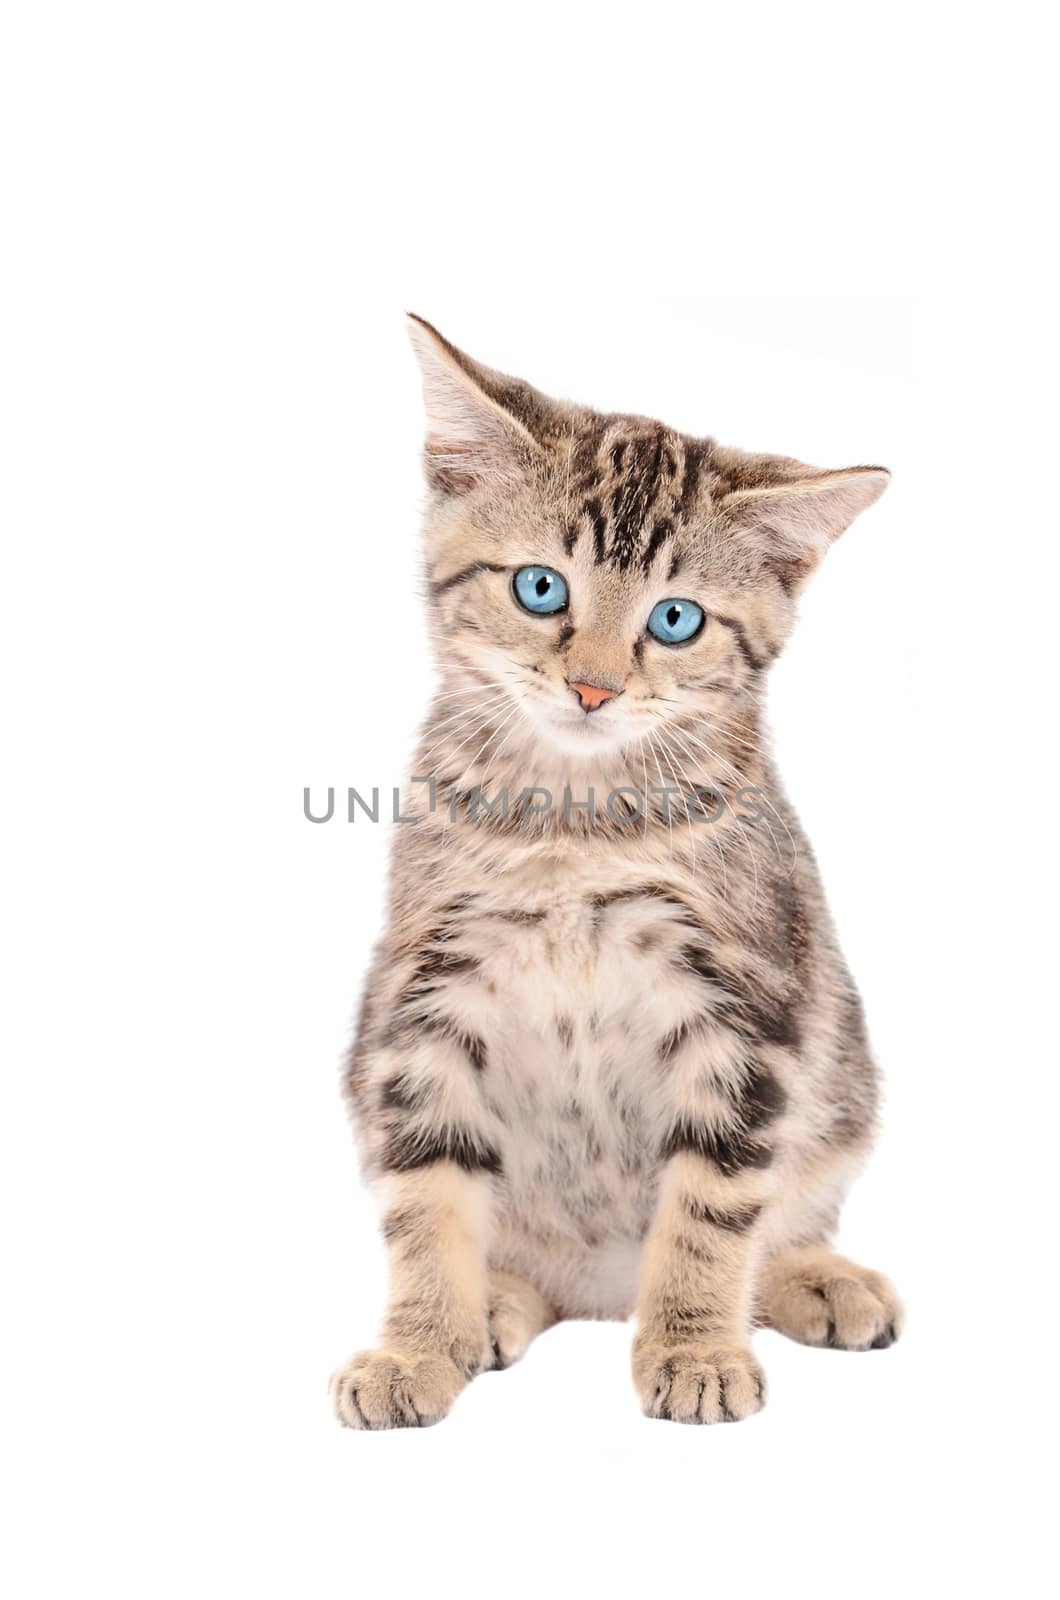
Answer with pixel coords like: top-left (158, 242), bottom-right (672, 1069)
top-left (647, 598), bottom-right (705, 645)
top-left (513, 566), bottom-right (569, 615)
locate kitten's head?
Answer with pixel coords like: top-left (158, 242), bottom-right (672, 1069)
top-left (409, 315), bottom-right (888, 768)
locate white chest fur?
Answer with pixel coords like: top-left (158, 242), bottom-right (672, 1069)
top-left (430, 859), bottom-right (711, 1316)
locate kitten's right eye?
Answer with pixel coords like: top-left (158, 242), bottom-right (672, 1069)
top-left (512, 566), bottom-right (569, 616)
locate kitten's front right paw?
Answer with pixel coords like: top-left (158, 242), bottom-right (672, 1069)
top-left (633, 1338), bottom-right (767, 1425)
top-left (331, 1349), bottom-right (465, 1430)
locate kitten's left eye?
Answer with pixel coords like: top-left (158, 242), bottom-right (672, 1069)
top-left (647, 598), bottom-right (705, 645)
top-left (513, 566), bottom-right (569, 615)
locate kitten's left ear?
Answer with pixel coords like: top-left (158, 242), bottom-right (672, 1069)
top-left (406, 314), bottom-right (554, 495)
top-left (720, 464), bottom-right (890, 587)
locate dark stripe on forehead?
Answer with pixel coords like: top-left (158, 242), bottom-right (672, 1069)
top-left (585, 498), bottom-right (607, 564)
top-left (674, 440), bottom-right (704, 518)
top-left (641, 518), bottom-right (674, 573)
top-left (570, 429), bottom-right (606, 492)
top-left (608, 434), bottom-right (667, 569)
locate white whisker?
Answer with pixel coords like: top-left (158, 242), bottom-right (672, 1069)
top-left (657, 733), bottom-right (697, 880)
top-left (647, 733), bottom-right (674, 865)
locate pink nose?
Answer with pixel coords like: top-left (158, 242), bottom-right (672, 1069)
top-left (568, 681), bottom-right (620, 713)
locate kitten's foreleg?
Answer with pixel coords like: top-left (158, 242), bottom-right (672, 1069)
top-left (332, 1161), bottom-right (493, 1429)
top-left (633, 1150), bottom-right (774, 1424)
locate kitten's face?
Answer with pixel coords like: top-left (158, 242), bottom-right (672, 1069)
top-left (410, 317), bottom-right (888, 772)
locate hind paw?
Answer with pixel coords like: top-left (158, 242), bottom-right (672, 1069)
top-left (485, 1270), bottom-right (555, 1370)
top-left (760, 1248), bottom-right (903, 1351)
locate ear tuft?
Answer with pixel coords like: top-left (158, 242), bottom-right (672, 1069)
top-left (406, 315), bottom-right (539, 495)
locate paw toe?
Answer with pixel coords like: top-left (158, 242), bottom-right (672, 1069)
top-left (718, 1360), bottom-right (766, 1421)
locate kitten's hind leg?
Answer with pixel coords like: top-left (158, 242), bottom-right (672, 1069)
top-left (757, 1245), bottom-right (903, 1351)
top-left (485, 1270), bottom-right (557, 1370)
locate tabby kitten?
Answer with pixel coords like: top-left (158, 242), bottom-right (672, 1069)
top-left (332, 316), bottom-right (901, 1429)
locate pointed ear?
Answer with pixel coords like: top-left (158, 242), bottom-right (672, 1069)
top-left (720, 464), bottom-right (890, 588)
top-left (406, 314), bottom-right (546, 495)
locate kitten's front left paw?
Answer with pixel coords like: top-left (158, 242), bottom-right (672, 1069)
top-left (331, 1349), bottom-right (466, 1430)
top-left (633, 1338), bottom-right (766, 1425)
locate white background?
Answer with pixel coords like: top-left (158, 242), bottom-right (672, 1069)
top-left (2, 5), bottom-right (1056, 1597)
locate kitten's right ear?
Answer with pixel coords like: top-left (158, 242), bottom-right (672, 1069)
top-left (406, 314), bottom-right (544, 495)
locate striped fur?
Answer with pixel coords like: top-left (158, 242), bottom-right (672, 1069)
top-left (331, 319), bottom-right (901, 1429)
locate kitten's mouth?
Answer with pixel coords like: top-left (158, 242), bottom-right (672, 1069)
top-left (531, 698), bottom-right (633, 756)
